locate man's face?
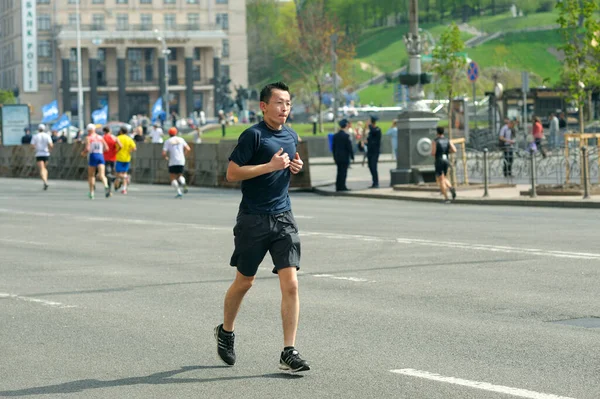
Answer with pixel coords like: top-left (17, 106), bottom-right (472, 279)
top-left (260, 89), bottom-right (291, 126)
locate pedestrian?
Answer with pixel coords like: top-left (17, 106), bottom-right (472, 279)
top-left (21, 127), bottom-right (32, 144)
top-left (431, 127), bottom-right (456, 203)
top-left (365, 115), bottom-right (382, 188)
top-left (114, 126), bottom-right (137, 195)
top-left (133, 126), bottom-right (145, 143)
top-left (102, 126), bottom-right (118, 195)
top-left (548, 112), bottom-right (559, 148)
top-left (30, 124), bottom-right (53, 190)
top-left (162, 127), bottom-right (190, 198)
top-left (332, 118), bottom-right (354, 192)
top-left (385, 120), bottom-right (398, 160)
top-left (531, 116), bottom-right (546, 158)
top-left (499, 119), bottom-right (515, 178)
top-left (50, 129), bottom-right (60, 143)
top-left (214, 81), bottom-right (309, 373)
top-left (149, 123), bottom-right (164, 144)
top-left (81, 124), bottom-right (110, 199)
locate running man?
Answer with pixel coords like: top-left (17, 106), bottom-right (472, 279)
top-left (214, 82), bottom-right (309, 373)
top-left (114, 126), bottom-right (137, 194)
top-left (102, 126), bottom-right (118, 195)
top-left (431, 126), bottom-right (457, 203)
top-left (81, 124), bottom-right (110, 199)
top-left (162, 127), bottom-right (190, 198)
top-left (30, 124), bottom-right (53, 190)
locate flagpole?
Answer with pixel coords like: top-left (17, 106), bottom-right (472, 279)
top-left (75, 0), bottom-right (84, 130)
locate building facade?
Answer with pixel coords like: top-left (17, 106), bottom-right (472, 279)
top-left (0, 0), bottom-right (248, 124)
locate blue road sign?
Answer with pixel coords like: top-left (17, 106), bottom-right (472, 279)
top-left (467, 61), bottom-right (479, 82)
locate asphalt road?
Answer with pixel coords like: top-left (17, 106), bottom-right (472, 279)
top-left (1, 178), bottom-right (599, 399)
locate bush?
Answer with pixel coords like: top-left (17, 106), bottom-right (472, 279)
top-left (537, 0), bottom-right (555, 12)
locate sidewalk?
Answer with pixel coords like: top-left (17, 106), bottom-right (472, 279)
top-left (307, 160), bottom-right (600, 209)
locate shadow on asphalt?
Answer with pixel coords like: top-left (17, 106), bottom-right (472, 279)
top-left (0, 365), bottom-right (303, 396)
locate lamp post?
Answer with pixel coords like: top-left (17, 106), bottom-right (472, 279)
top-left (155, 30), bottom-right (170, 123)
top-left (75, 0), bottom-right (84, 129)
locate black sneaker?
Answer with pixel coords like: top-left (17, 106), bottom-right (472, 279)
top-left (43, 183), bottom-right (48, 191)
top-left (279, 347), bottom-right (310, 373)
top-left (450, 187), bottom-right (456, 200)
top-left (214, 324), bottom-right (236, 366)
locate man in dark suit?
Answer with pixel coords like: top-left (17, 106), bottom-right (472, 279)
top-left (366, 115), bottom-right (382, 188)
top-left (332, 118), bottom-right (354, 192)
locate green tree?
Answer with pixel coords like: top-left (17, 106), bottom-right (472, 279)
top-left (556, 0), bottom-right (600, 133)
top-left (0, 90), bottom-right (16, 105)
top-left (432, 22), bottom-right (466, 140)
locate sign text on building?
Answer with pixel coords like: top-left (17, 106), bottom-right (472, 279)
top-left (21, 0), bottom-right (38, 92)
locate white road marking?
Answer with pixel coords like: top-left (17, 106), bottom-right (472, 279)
top-left (312, 274), bottom-right (373, 282)
top-left (2, 208), bottom-right (599, 261)
top-left (391, 369), bottom-right (576, 399)
top-left (294, 215), bottom-right (314, 219)
top-left (0, 238), bottom-right (47, 246)
top-left (0, 293), bottom-right (76, 309)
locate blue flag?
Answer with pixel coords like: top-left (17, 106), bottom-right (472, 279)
top-left (151, 97), bottom-right (163, 122)
top-left (41, 100), bottom-right (59, 123)
top-left (92, 105), bottom-right (108, 125)
top-left (51, 113), bottom-right (71, 131)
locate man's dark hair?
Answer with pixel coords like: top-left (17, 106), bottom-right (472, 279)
top-left (436, 126), bottom-right (444, 135)
top-left (119, 126), bottom-right (128, 135)
top-left (259, 82), bottom-right (289, 103)
top-left (102, 126), bottom-right (111, 134)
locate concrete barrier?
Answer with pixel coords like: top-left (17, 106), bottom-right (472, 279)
top-left (0, 140), bottom-right (312, 189)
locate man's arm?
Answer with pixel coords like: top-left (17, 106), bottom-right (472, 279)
top-left (226, 148), bottom-right (289, 182)
top-left (431, 141), bottom-right (437, 156)
top-left (449, 141), bottom-right (457, 154)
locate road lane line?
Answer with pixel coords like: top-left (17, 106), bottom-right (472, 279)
top-left (312, 274), bottom-right (373, 282)
top-left (391, 369), bottom-right (576, 399)
top-left (0, 293), bottom-right (77, 309)
top-left (2, 208), bottom-right (599, 261)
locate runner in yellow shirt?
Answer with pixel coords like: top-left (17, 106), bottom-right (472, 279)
top-left (114, 126), bottom-right (137, 194)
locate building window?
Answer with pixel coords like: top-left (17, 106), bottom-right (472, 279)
top-left (145, 64), bottom-right (154, 82)
top-left (92, 0), bottom-right (104, 4)
top-left (37, 0), bottom-right (50, 4)
top-left (116, 0), bottom-right (127, 4)
top-left (216, 0), bottom-right (227, 3)
top-left (220, 65), bottom-right (230, 79)
top-left (164, 14), bottom-right (175, 29)
top-left (127, 49), bottom-right (142, 62)
top-left (186, 0), bottom-right (198, 3)
top-left (92, 14), bottom-right (105, 30)
top-left (144, 48), bottom-right (154, 62)
top-left (68, 13), bottom-right (77, 26)
top-left (168, 48), bottom-right (177, 61)
top-left (140, 0), bottom-right (151, 3)
top-left (68, 0), bottom-right (77, 4)
top-left (130, 65), bottom-right (142, 81)
top-left (168, 65), bottom-right (178, 85)
top-left (222, 39), bottom-right (229, 58)
top-left (192, 93), bottom-right (203, 112)
top-left (69, 48), bottom-right (77, 62)
top-left (193, 47), bottom-right (201, 61)
top-left (39, 70), bottom-right (53, 84)
top-left (140, 14), bottom-right (152, 30)
top-left (98, 48), bottom-right (106, 61)
top-left (216, 13), bottom-right (228, 30)
top-left (116, 14), bottom-right (128, 30)
top-left (164, 0), bottom-right (175, 4)
top-left (38, 40), bottom-right (52, 57)
top-left (192, 65), bottom-right (201, 81)
top-left (187, 13), bottom-right (199, 29)
top-left (37, 14), bottom-right (51, 31)
top-left (70, 68), bottom-right (78, 83)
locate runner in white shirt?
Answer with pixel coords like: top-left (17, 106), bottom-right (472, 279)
top-left (162, 127), bottom-right (191, 198)
top-left (149, 123), bottom-right (164, 143)
top-left (30, 124), bottom-right (53, 190)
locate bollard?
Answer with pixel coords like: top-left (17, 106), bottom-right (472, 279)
top-left (530, 149), bottom-right (537, 198)
top-left (483, 148), bottom-right (490, 198)
top-left (221, 123), bottom-right (226, 138)
top-left (582, 146), bottom-right (590, 199)
top-left (312, 121), bottom-right (317, 135)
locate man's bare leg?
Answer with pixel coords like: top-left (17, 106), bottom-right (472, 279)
top-left (223, 271), bottom-right (254, 332)
top-left (278, 267), bottom-right (299, 348)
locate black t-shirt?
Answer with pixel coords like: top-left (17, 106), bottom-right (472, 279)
top-left (229, 121), bottom-right (298, 215)
top-left (367, 125), bottom-right (381, 154)
top-left (435, 137), bottom-right (450, 162)
top-left (21, 134), bottom-right (32, 144)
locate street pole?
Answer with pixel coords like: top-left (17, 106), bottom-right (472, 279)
top-left (155, 32), bottom-right (171, 125)
top-left (75, 0), bottom-right (84, 129)
top-left (473, 81), bottom-right (477, 130)
top-left (331, 33), bottom-right (337, 128)
top-left (522, 71), bottom-right (529, 140)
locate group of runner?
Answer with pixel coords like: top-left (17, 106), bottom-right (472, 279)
top-left (31, 123), bottom-right (190, 199)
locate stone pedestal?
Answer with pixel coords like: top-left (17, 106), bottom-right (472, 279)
top-left (390, 111), bottom-right (439, 185)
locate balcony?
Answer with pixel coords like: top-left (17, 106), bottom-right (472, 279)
top-left (56, 24), bottom-right (227, 42)
top-left (61, 78), bottom-right (213, 89)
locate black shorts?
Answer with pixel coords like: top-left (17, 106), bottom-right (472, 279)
top-left (168, 165), bottom-right (184, 174)
top-left (105, 161), bottom-right (115, 173)
top-left (230, 210), bottom-right (301, 277)
top-left (435, 160), bottom-right (449, 177)
top-left (36, 156), bottom-right (49, 163)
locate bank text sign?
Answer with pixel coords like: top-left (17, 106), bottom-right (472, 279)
top-left (21, 0), bottom-right (38, 92)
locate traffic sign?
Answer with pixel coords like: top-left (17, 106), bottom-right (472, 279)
top-left (467, 61), bottom-right (479, 82)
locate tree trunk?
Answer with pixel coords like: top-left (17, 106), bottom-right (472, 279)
top-left (588, 90), bottom-right (593, 122)
top-left (579, 101), bottom-right (584, 134)
top-left (448, 92), bottom-right (457, 187)
top-left (492, 0), bottom-right (496, 16)
top-left (317, 80), bottom-right (323, 134)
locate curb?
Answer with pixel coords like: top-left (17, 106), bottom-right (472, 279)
top-left (312, 186), bottom-right (600, 209)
